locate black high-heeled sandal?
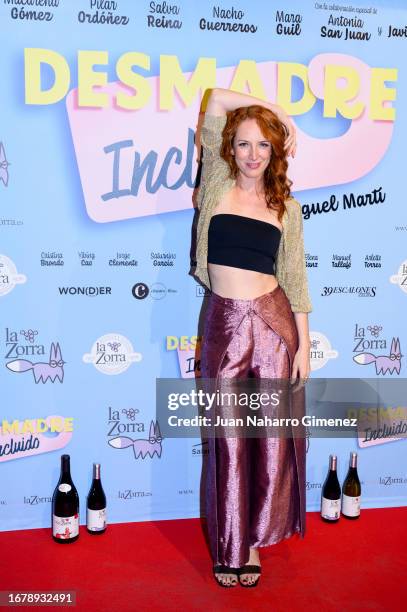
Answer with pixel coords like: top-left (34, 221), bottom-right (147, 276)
top-left (238, 564), bottom-right (262, 587)
top-left (213, 565), bottom-right (239, 587)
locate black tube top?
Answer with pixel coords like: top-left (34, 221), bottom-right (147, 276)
top-left (207, 213), bottom-right (281, 275)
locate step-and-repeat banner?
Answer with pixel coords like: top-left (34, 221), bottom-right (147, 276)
top-left (1, 0), bottom-right (406, 531)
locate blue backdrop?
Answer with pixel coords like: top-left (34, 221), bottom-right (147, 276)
top-left (1, 0), bottom-right (406, 531)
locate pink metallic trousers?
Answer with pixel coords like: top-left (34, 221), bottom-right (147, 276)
top-left (200, 284), bottom-right (306, 568)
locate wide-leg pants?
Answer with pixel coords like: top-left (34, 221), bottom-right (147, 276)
top-left (200, 284), bottom-right (306, 568)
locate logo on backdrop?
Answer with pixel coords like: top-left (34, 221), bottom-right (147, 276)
top-left (132, 282), bottom-right (177, 300)
top-left (321, 286), bottom-right (376, 297)
top-left (309, 332), bottom-right (339, 370)
top-left (306, 481), bottom-right (322, 491)
top-left (132, 282), bottom-right (149, 299)
top-left (107, 407), bottom-right (163, 459)
top-left (352, 324), bottom-right (402, 375)
top-left (58, 286), bottom-right (112, 296)
top-left (5, 328), bottom-right (65, 383)
top-left (379, 475), bottom-right (407, 486)
top-left (83, 333), bottom-right (142, 374)
top-left (0, 142), bottom-right (10, 187)
top-left (24, 495), bottom-right (52, 505)
top-left (166, 335), bottom-right (201, 378)
top-left (118, 489), bottom-right (152, 500)
top-left (0, 256), bottom-right (26, 297)
top-left (0, 415), bottom-right (73, 462)
top-left (196, 285), bottom-right (210, 298)
top-left (390, 259), bottom-right (407, 294)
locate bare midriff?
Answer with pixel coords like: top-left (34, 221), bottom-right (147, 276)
top-left (208, 264), bottom-right (279, 299)
top-left (207, 188), bottom-right (281, 299)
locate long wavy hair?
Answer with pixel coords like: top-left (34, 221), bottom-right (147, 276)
top-left (219, 105), bottom-right (292, 223)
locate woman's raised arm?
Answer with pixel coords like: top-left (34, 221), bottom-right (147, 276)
top-left (205, 87), bottom-right (297, 157)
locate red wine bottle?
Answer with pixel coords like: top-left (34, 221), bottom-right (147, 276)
top-left (52, 454), bottom-right (79, 543)
top-left (321, 454), bottom-right (341, 522)
top-left (86, 463), bottom-right (106, 535)
top-left (341, 452), bottom-right (361, 519)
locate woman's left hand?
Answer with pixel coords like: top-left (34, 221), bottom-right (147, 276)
top-left (291, 344), bottom-right (311, 383)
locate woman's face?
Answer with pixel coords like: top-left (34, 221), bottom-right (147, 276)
top-left (231, 118), bottom-right (272, 180)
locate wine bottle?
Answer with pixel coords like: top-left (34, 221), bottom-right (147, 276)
top-left (321, 454), bottom-right (341, 522)
top-left (86, 463), bottom-right (107, 535)
top-left (341, 452), bottom-right (361, 519)
top-left (52, 454), bottom-right (80, 543)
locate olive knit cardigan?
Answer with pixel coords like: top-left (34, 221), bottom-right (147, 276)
top-left (193, 112), bottom-right (312, 313)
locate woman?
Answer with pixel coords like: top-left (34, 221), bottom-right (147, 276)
top-left (194, 88), bottom-right (312, 587)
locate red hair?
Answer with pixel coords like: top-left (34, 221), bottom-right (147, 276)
top-left (219, 105), bottom-right (292, 223)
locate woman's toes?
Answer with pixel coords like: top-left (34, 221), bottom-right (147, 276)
top-left (217, 572), bottom-right (237, 586)
top-left (240, 572), bottom-right (259, 585)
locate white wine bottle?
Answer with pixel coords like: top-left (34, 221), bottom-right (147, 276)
top-left (86, 463), bottom-right (107, 535)
top-left (52, 454), bottom-right (80, 543)
top-left (341, 451), bottom-right (361, 519)
top-left (321, 454), bottom-right (341, 522)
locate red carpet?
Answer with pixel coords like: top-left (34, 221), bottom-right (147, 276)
top-left (1, 508), bottom-right (406, 611)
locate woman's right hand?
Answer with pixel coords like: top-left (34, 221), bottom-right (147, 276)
top-left (273, 107), bottom-right (297, 158)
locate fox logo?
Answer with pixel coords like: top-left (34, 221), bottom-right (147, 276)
top-left (353, 337), bottom-right (402, 375)
top-left (108, 420), bottom-right (163, 459)
top-left (6, 342), bottom-right (65, 383)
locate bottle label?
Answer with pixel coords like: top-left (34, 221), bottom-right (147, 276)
top-left (58, 484), bottom-right (72, 493)
top-left (342, 493), bottom-right (361, 516)
top-left (321, 496), bottom-right (340, 520)
top-left (53, 514), bottom-right (79, 539)
top-left (87, 508), bottom-right (106, 531)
